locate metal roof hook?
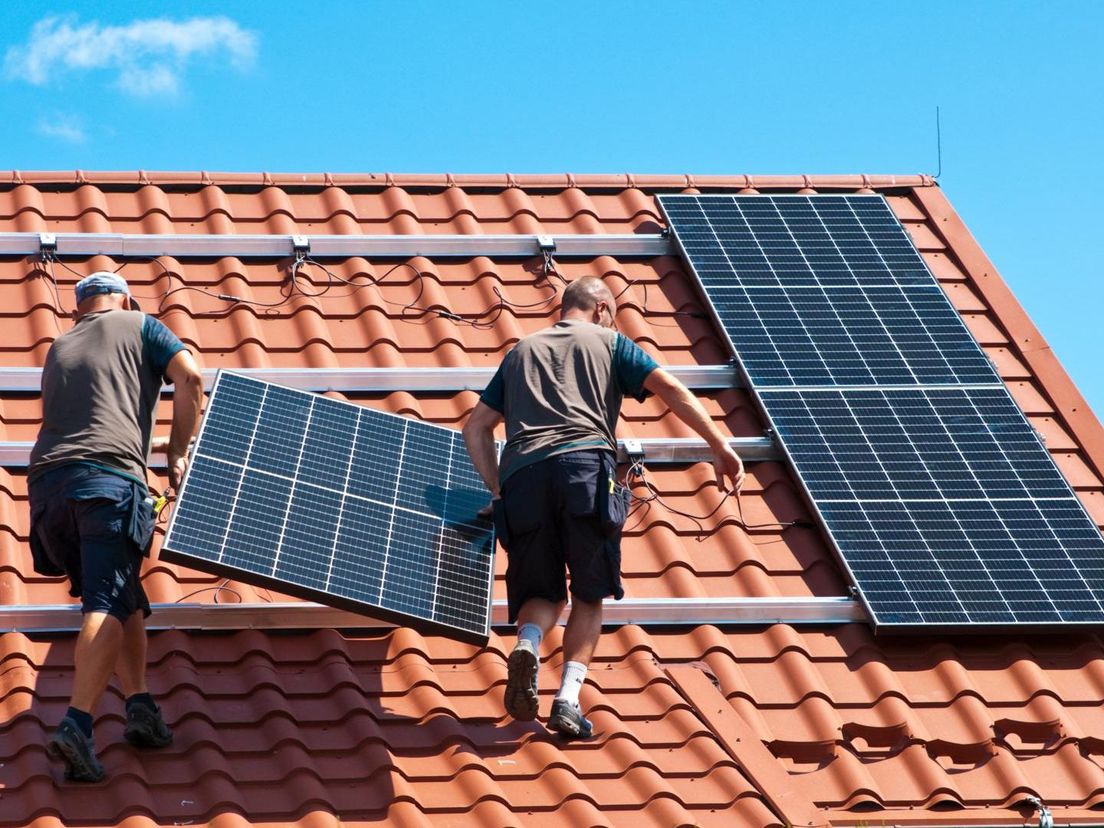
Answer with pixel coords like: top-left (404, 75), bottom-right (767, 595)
top-left (1025, 796), bottom-right (1054, 828)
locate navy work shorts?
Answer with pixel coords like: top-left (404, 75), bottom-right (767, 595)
top-left (494, 450), bottom-right (628, 623)
top-left (28, 464), bottom-right (154, 622)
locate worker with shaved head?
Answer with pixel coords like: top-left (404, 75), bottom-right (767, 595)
top-left (463, 275), bottom-right (744, 738)
top-left (28, 272), bottom-right (204, 781)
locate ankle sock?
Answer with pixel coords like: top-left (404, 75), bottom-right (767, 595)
top-left (517, 623), bottom-right (543, 652)
top-left (66, 706), bottom-right (93, 738)
top-left (126, 692), bottom-right (157, 712)
top-left (555, 661), bottom-right (587, 706)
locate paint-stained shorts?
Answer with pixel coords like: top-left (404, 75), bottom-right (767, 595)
top-left (494, 450), bottom-right (627, 624)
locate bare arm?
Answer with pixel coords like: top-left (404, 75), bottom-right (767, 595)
top-left (163, 350), bottom-right (204, 490)
top-left (462, 401), bottom-right (504, 499)
top-left (643, 368), bottom-right (745, 492)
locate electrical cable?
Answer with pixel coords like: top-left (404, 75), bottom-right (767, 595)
top-left (41, 248), bottom-right (706, 336)
top-left (37, 255), bottom-right (68, 334)
top-left (624, 457), bottom-right (808, 540)
top-left (174, 579), bottom-right (245, 605)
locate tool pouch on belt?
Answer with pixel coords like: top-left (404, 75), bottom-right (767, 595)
top-left (130, 483), bottom-right (157, 557)
top-left (597, 452), bottom-right (630, 537)
top-left (491, 498), bottom-right (510, 550)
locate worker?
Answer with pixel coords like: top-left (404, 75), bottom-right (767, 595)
top-left (28, 272), bottom-right (204, 782)
top-left (462, 276), bottom-right (744, 738)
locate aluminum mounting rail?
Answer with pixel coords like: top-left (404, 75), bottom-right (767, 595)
top-left (0, 232), bottom-right (673, 259)
top-left (0, 364), bottom-right (743, 393)
top-left (0, 436), bottom-right (780, 468)
top-left (0, 596), bottom-right (864, 633)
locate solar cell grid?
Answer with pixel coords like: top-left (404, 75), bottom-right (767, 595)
top-left (761, 388), bottom-right (1074, 502)
top-left (707, 283), bottom-right (996, 386)
top-left (661, 194), bottom-right (933, 290)
top-left (659, 194), bottom-right (997, 387)
top-left (820, 498), bottom-right (1104, 624)
top-left (162, 371), bottom-right (496, 644)
top-left (660, 194), bottom-right (1104, 629)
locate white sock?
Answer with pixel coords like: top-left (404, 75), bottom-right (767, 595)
top-left (517, 623), bottom-right (543, 651)
top-left (555, 661), bottom-right (587, 705)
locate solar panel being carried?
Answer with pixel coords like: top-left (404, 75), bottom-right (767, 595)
top-left (659, 193), bottom-right (1104, 629)
top-left (162, 371), bottom-right (496, 644)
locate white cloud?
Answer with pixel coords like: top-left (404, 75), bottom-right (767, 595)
top-left (4, 15), bottom-right (257, 97)
top-left (37, 114), bottom-right (86, 144)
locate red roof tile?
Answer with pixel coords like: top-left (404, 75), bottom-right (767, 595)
top-left (1, 172), bottom-right (1102, 825)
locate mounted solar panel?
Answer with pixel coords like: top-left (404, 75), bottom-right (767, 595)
top-left (161, 371), bottom-right (496, 644)
top-left (762, 387), bottom-right (1104, 624)
top-left (659, 194), bottom-right (999, 387)
top-left (659, 193), bottom-right (1104, 629)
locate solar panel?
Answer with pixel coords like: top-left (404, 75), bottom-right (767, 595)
top-left (659, 194), bottom-right (998, 387)
top-left (659, 193), bottom-right (1104, 629)
top-left (761, 387), bottom-right (1104, 624)
top-left (161, 371), bottom-right (496, 644)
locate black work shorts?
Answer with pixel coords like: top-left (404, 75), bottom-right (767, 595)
top-left (495, 450), bottom-right (626, 623)
top-left (28, 464), bottom-right (153, 623)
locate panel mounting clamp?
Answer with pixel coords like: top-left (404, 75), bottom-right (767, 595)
top-left (537, 234), bottom-right (558, 278)
top-left (38, 233), bottom-right (57, 259)
top-left (291, 235), bottom-right (310, 257)
top-left (622, 438), bottom-right (645, 463)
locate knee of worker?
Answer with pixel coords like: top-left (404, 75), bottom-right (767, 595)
top-left (80, 563), bottom-right (150, 625)
top-left (568, 596), bottom-right (604, 619)
top-left (77, 609), bottom-right (126, 643)
top-left (81, 601), bottom-right (134, 628)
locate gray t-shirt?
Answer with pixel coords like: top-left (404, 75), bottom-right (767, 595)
top-left (29, 310), bottom-right (187, 485)
top-left (480, 319), bottom-right (658, 483)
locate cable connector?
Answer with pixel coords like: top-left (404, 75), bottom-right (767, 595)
top-left (38, 233), bottom-right (57, 259)
top-left (291, 235), bottom-right (310, 257)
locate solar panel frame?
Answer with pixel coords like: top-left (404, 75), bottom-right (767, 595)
top-left (658, 193), bottom-right (1104, 631)
top-left (161, 370), bottom-right (496, 645)
top-left (657, 193), bottom-right (1001, 388)
top-left (758, 386), bottom-right (1104, 627)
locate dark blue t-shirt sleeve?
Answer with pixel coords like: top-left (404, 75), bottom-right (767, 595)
top-left (141, 316), bottom-right (187, 380)
top-left (480, 362), bottom-right (507, 413)
top-left (613, 333), bottom-right (659, 401)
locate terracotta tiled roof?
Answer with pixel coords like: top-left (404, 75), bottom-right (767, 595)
top-left (1, 172), bottom-right (1103, 825)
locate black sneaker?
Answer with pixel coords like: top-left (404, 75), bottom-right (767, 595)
top-left (124, 703), bottom-right (174, 748)
top-left (47, 717), bottom-right (105, 782)
top-left (504, 639), bottom-right (539, 721)
top-left (548, 699), bottom-right (593, 739)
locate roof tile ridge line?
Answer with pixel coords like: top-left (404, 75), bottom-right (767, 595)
top-left (664, 663), bottom-right (828, 828)
top-left (912, 186), bottom-right (1104, 483)
top-left (3, 171), bottom-right (938, 189)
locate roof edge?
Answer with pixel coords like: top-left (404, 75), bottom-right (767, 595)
top-left (2, 170), bottom-right (938, 190)
top-left (914, 186), bottom-right (1104, 483)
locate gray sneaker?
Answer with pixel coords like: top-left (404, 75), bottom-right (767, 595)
top-left (124, 703), bottom-right (173, 748)
top-left (504, 639), bottom-right (539, 721)
top-left (548, 698), bottom-right (593, 739)
top-left (47, 717), bottom-right (105, 782)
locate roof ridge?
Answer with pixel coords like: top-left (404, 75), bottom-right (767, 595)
top-left (1, 170), bottom-right (938, 190)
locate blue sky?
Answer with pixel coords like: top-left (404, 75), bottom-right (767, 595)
top-left (3, 2), bottom-right (1102, 414)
